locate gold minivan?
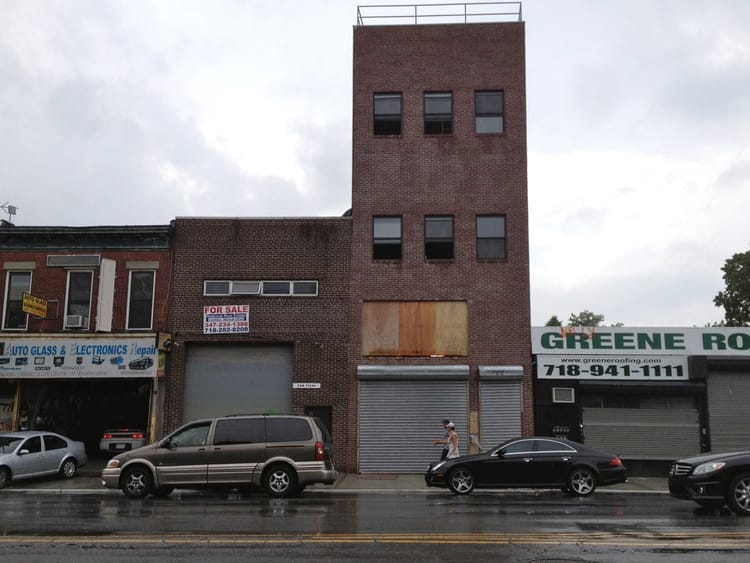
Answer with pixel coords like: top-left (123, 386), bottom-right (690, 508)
top-left (101, 414), bottom-right (336, 498)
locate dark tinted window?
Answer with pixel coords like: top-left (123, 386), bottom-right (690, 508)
top-left (213, 418), bottom-right (265, 445)
top-left (535, 439), bottom-right (576, 453)
top-left (23, 436), bottom-right (42, 453)
top-left (476, 215), bottom-right (506, 259)
top-left (373, 216), bottom-right (402, 260)
top-left (500, 439), bottom-right (534, 454)
top-left (424, 92), bottom-right (452, 134)
top-left (262, 281), bottom-right (291, 295)
top-left (44, 435), bottom-right (67, 451)
top-left (425, 216), bottom-right (454, 259)
top-left (266, 418), bottom-right (313, 443)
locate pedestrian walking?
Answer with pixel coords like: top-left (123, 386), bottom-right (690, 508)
top-left (434, 419), bottom-right (451, 460)
top-left (445, 422), bottom-right (460, 459)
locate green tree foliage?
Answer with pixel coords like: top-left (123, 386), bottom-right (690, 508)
top-left (714, 249), bottom-right (750, 326)
top-left (568, 310), bottom-right (605, 327)
top-left (545, 315), bottom-right (562, 326)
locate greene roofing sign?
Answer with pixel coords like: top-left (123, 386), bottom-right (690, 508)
top-left (532, 327), bottom-right (750, 356)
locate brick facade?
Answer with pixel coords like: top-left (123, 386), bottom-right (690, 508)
top-left (349, 22), bottom-right (533, 469)
top-left (165, 218), bottom-right (352, 463)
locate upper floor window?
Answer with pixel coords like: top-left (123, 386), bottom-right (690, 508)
top-left (424, 92), bottom-right (452, 134)
top-left (475, 90), bottom-right (504, 134)
top-left (64, 271), bottom-right (93, 330)
top-left (3, 271), bottom-right (31, 330)
top-left (476, 215), bottom-right (506, 259)
top-left (127, 270), bottom-right (155, 330)
top-left (425, 216), bottom-right (454, 260)
top-left (374, 93), bottom-right (402, 135)
top-left (373, 216), bottom-right (402, 260)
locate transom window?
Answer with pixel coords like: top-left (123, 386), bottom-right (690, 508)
top-left (475, 90), bottom-right (504, 134)
top-left (203, 280), bottom-right (318, 297)
top-left (425, 216), bottom-right (454, 260)
top-left (127, 271), bottom-right (155, 330)
top-left (424, 92), bottom-right (452, 134)
top-left (476, 215), bottom-right (506, 259)
top-left (373, 216), bottom-right (402, 260)
top-left (3, 271), bottom-right (31, 330)
top-left (374, 93), bottom-right (402, 135)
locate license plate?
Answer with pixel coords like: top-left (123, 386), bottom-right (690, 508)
top-left (115, 444), bottom-right (126, 449)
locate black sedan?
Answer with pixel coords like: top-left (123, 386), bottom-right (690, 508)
top-left (425, 437), bottom-right (627, 496)
top-left (669, 450), bottom-right (750, 515)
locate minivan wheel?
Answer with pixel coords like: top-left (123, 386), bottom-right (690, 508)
top-left (60, 458), bottom-right (77, 479)
top-left (264, 464), bottom-right (298, 498)
top-left (121, 466), bottom-right (153, 499)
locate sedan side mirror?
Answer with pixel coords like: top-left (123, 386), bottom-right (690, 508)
top-left (18, 449), bottom-right (30, 456)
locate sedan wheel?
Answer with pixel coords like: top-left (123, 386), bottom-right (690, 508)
top-left (448, 467), bottom-right (475, 495)
top-left (121, 466), bottom-right (153, 499)
top-left (0, 467), bottom-right (9, 489)
top-left (568, 467), bottom-right (597, 496)
top-left (60, 458), bottom-right (77, 479)
top-left (727, 472), bottom-right (750, 516)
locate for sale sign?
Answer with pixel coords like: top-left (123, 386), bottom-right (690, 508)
top-left (203, 305), bottom-right (250, 334)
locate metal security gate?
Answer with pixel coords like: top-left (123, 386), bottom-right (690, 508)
top-left (183, 344), bottom-right (293, 423)
top-left (479, 381), bottom-right (521, 450)
top-left (582, 407), bottom-right (700, 459)
top-left (707, 371), bottom-right (750, 452)
top-left (358, 379), bottom-right (468, 473)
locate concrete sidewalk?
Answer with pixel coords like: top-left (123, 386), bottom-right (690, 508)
top-left (4, 461), bottom-right (669, 494)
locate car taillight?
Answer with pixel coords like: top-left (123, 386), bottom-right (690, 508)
top-left (103, 433), bottom-right (113, 439)
top-left (609, 456), bottom-right (623, 467)
top-left (315, 441), bottom-right (324, 461)
top-left (132, 433), bottom-right (144, 439)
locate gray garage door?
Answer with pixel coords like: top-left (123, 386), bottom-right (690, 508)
top-left (707, 371), bottom-right (750, 452)
top-left (359, 380), bottom-right (468, 473)
top-left (183, 344), bottom-right (293, 423)
top-left (479, 380), bottom-right (522, 450)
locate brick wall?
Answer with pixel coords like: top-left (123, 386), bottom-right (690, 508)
top-left (349, 22), bottom-right (533, 469)
top-left (165, 217), bottom-right (352, 463)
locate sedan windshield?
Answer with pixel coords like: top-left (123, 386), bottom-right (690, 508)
top-left (0, 436), bottom-right (24, 454)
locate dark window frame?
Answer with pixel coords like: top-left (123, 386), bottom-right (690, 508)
top-left (476, 215), bottom-right (507, 260)
top-left (373, 216), bottom-right (402, 260)
top-left (373, 93), bottom-right (402, 135)
top-left (127, 270), bottom-right (155, 330)
top-left (475, 90), bottom-right (504, 134)
top-left (3, 270), bottom-right (31, 330)
top-left (65, 270), bottom-right (94, 330)
top-left (424, 215), bottom-right (454, 260)
top-left (424, 91), bottom-right (452, 135)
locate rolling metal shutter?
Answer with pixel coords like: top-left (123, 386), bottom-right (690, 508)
top-left (582, 407), bottom-right (700, 459)
top-left (359, 379), bottom-right (468, 473)
top-left (183, 344), bottom-right (293, 423)
top-left (707, 371), bottom-right (750, 452)
top-left (479, 381), bottom-right (522, 450)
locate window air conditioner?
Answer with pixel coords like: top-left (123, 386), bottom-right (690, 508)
top-left (64, 315), bottom-right (85, 329)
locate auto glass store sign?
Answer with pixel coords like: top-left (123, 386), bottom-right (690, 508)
top-left (0, 337), bottom-right (157, 379)
top-left (532, 327), bottom-right (750, 381)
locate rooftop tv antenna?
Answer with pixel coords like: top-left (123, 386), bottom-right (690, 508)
top-left (1, 202), bottom-right (18, 224)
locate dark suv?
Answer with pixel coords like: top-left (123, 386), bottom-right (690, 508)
top-left (101, 414), bottom-right (336, 498)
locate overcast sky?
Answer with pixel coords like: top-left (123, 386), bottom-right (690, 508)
top-left (2, 1), bottom-right (748, 327)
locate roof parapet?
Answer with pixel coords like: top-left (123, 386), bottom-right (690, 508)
top-left (356, 2), bottom-right (522, 26)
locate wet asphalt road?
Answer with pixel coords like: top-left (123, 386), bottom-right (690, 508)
top-left (1, 489), bottom-right (750, 562)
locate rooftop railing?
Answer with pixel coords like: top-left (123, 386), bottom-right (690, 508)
top-left (356, 2), bottom-right (522, 26)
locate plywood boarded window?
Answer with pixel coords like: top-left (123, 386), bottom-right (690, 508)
top-left (362, 301), bottom-right (468, 356)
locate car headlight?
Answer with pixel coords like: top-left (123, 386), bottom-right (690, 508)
top-left (430, 461), bottom-right (446, 472)
top-left (693, 461), bottom-right (726, 475)
top-left (106, 459), bottom-right (121, 469)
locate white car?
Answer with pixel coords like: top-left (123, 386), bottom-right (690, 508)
top-left (0, 431), bottom-right (88, 488)
top-left (99, 428), bottom-right (147, 453)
